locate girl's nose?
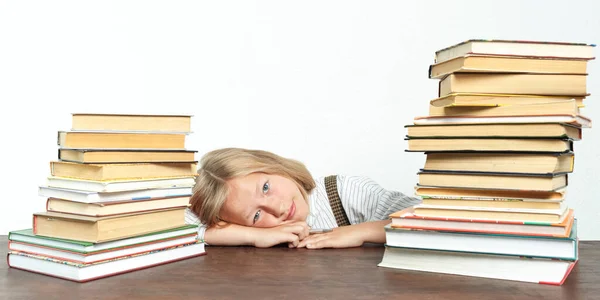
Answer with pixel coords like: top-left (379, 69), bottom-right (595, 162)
top-left (262, 196), bottom-right (285, 218)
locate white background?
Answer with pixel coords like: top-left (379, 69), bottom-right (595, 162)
top-left (1, 1), bottom-right (598, 239)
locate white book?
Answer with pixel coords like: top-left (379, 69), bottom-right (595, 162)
top-left (38, 186), bottom-right (192, 203)
top-left (45, 176), bottom-right (196, 193)
top-left (8, 242), bottom-right (205, 283)
top-left (384, 224), bottom-right (577, 260)
top-left (378, 246), bottom-right (577, 285)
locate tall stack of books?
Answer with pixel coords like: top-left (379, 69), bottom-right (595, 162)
top-left (7, 113), bottom-right (205, 282)
top-left (379, 40), bottom-right (595, 285)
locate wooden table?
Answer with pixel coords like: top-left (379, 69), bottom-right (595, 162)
top-left (1, 236), bottom-right (598, 300)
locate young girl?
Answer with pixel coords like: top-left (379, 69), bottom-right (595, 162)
top-left (185, 147), bottom-right (421, 249)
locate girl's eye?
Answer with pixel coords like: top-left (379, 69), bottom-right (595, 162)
top-left (253, 210), bottom-right (261, 224)
top-left (262, 182), bottom-right (270, 194)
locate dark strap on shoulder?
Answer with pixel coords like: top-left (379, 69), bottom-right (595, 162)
top-left (324, 175), bottom-right (351, 227)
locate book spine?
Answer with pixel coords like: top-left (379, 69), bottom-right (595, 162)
top-left (32, 215), bottom-right (38, 235)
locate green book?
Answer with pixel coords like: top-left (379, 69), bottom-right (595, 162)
top-left (8, 224), bottom-right (198, 254)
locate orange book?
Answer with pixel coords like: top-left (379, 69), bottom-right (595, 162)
top-left (390, 207), bottom-right (574, 238)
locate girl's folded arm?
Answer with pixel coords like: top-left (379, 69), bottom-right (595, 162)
top-left (203, 221), bottom-right (310, 248)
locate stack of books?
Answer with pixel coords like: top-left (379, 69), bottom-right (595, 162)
top-left (7, 113), bottom-right (206, 282)
top-left (379, 39), bottom-right (595, 285)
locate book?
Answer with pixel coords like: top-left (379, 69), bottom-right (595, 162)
top-left (423, 152), bottom-right (574, 174)
top-left (33, 208), bottom-right (187, 243)
top-left (390, 207), bottom-right (574, 238)
top-left (415, 186), bottom-right (565, 201)
top-left (46, 196), bottom-right (191, 217)
top-left (407, 138), bottom-right (573, 152)
top-left (384, 221), bottom-right (577, 260)
top-left (378, 246), bottom-right (577, 285)
top-left (59, 148), bottom-right (197, 164)
top-left (434, 39), bottom-right (595, 63)
top-left (439, 73), bottom-right (588, 97)
top-left (50, 161), bottom-right (198, 181)
top-left (8, 225), bottom-right (199, 253)
top-left (7, 242), bottom-right (205, 283)
top-left (417, 171), bottom-right (568, 191)
top-left (71, 113), bottom-right (192, 133)
top-left (416, 186), bottom-right (565, 209)
top-left (406, 123), bottom-right (581, 140)
top-left (428, 100), bottom-right (579, 117)
top-left (38, 186), bottom-right (192, 203)
top-left (412, 203), bottom-right (569, 223)
top-left (413, 114), bottom-right (592, 128)
top-left (430, 93), bottom-right (585, 108)
top-left (45, 176), bottom-right (196, 193)
top-left (57, 131), bottom-right (186, 149)
top-left (9, 232), bottom-right (198, 264)
top-left (429, 55), bottom-right (589, 79)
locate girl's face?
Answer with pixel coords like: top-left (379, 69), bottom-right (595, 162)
top-left (220, 172), bottom-right (309, 228)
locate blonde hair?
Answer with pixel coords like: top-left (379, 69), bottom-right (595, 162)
top-left (189, 148), bottom-right (316, 227)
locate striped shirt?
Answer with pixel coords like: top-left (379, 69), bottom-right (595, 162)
top-left (184, 175), bottom-right (421, 240)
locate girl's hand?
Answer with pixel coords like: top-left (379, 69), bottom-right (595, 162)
top-left (297, 225), bottom-right (364, 249)
top-left (252, 221), bottom-right (310, 248)
top-left (297, 220), bottom-right (390, 249)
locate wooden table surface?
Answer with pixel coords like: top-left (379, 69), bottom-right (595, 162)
top-left (1, 236), bottom-right (598, 300)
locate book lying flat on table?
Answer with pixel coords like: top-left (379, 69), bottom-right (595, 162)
top-left (406, 123), bottom-right (581, 139)
top-left (59, 148), bottom-right (198, 164)
top-left (46, 196), bottom-right (191, 217)
top-left (439, 73), bottom-right (588, 97)
top-left (428, 100), bottom-right (579, 117)
top-left (430, 93), bottom-right (585, 108)
top-left (9, 229), bottom-right (199, 264)
top-left (429, 55), bottom-right (589, 79)
top-left (50, 161), bottom-right (198, 181)
top-left (57, 131), bottom-right (187, 149)
top-left (390, 207), bottom-right (574, 238)
top-left (417, 170), bottom-right (568, 191)
top-left (377, 245), bottom-right (577, 285)
top-left (384, 221), bottom-right (578, 260)
top-left (33, 208), bottom-right (187, 243)
top-left (71, 113), bottom-right (192, 133)
top-left (415, 186), bottom-right (566, 202)
top-left (422, 152), bottom-right (574, 174)
top-left (407, 138), bottom-right (573, 152)
top-left (412, 202), bottom-right (569, 223)
top-left (45, 176), bottom-right (196, 193)
top-left (8, 242), bottom-right (205, 283)
top-left (413, 114), bottom-right (592, 128)
top-left (434, 39), bottom-right (595, 63)
top-left (38, 186), bottom-right (192, 203)
top-left (8, 225), bottom-right (199, 253)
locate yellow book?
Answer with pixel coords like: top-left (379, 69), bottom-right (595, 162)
top-left (423, 152), bottom-right (574, 174)
top-left (57, 131), bottom-right (187, 149)
top-left (430, 93), bottom-right (585, 108)
top-left (405, 123), bottom-right (581, 140)
top-left (439, 73), bottom-right (588, 97)
top-left (50, 161), bottom-right (198, 181)
top-left (417, 171), bottom-right (567, 191)
top-left (407, 138), bottom-right (572, 152)
top-left (71, 113), bottom-right (192, 133)
top-left (429, 55), bottom-right (588, 79)
top-left (33, 208), bottom-right (187, 243)
top-left (412, 203), bottom-right (569, 223)
top-left (428, 100), bottom-right (579, 117)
